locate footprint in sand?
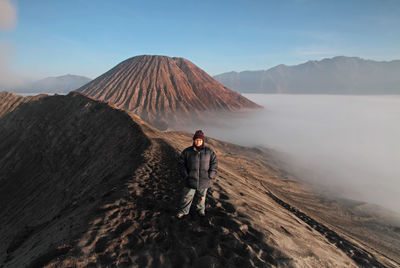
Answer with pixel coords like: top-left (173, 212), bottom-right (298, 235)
top-left (220, 201), bottom-right (236, 213)
top-left (219, 193), bottom-right (230, 200)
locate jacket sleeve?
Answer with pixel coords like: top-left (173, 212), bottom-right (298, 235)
top-left (208, 150), bottom-right (218, 179)
top-left (179, 150), bottom-right (188, 178)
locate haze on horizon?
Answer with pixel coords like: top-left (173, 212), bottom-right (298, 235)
top-left (1, 0), bottom-right (400, 89)
top-left (177, 94), bottom-right (400, 214)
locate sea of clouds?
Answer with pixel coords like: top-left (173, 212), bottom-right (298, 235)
top-left (179, 94), bottom-right (400, 213)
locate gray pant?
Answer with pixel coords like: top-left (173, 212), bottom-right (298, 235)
top-left (178, 187), bottom-right (208, 215)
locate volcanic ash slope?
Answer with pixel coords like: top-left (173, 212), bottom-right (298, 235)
top-left (77, 55), bottom-right (262, 130)
top-left (0, 91), bottom-right (394, 267)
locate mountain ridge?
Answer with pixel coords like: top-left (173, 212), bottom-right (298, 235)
top-left (214, 56), bottom-right (400, 94)
top-left (0, 91), bottom-right (398, 267)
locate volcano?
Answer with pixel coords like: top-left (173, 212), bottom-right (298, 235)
top-left (77, 55), bottom-right (262, 129)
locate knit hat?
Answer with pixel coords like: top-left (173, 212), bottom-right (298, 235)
top-left (193, 130), bottom-right (205, 141)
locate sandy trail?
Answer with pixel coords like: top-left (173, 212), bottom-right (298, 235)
top-left (53, 137), bottom-right (285, 267)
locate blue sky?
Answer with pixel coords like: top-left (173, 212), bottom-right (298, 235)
top-left (1, 0), bottom-right (400, 80)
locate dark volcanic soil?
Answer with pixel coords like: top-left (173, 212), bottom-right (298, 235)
top-left (0, 92), bottom-right (150, 267)
top-left (0, 92), bottom-right (398, 267)
top-left (0, 91), bottom-right (47, 117)
top-left (0, 92), bottom-right (277, 267)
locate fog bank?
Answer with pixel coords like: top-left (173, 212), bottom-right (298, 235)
top-left (178, 94), bottom-right (400, 213)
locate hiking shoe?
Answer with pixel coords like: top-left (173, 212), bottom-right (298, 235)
top-left (176, 212), bottom-right (185, 219)
top-left (198, 210), bottom-right (206, 217)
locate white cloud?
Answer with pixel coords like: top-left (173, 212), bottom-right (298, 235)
top-left (0, 0), bottom-right (17, 30)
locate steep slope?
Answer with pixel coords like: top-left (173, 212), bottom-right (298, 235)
top-left (0, 92), bottom-right (397, 267)
top-left (158, 131), bottom-right (400, 267)
top-left (214, 56), bottom-right (400, 94)
top-left (0, 91), bottom-right (47, 117)
top-left (77, 55), bottom-right (262, 130)
top-left (0, 92), bottom-right (151, 267)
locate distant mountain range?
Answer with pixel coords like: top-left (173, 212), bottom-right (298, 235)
top-left (214, 56), bottom-right (400, 94)
top-left (12, 74), bottom-right (91, 94)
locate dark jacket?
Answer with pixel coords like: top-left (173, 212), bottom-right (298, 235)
top-left (179, 145), bottom-right (218, 189)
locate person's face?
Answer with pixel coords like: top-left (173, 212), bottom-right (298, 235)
top-left (194, 138), bottom-right (203, 146)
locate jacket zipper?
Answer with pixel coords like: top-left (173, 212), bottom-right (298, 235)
top-left (197, 151), bottom-right (200, 189)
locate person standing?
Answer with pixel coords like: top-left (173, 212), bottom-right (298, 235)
top-left (177, 130), bottom-right (218, 218)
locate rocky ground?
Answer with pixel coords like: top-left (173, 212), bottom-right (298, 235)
top-left (0, 91), bottom-right (399, 267)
